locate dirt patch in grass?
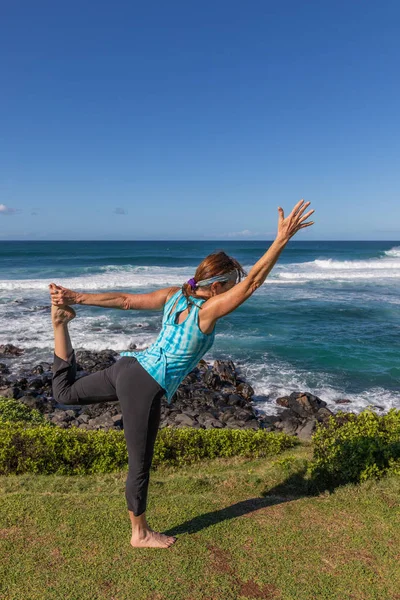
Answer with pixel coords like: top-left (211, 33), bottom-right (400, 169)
top-left (207, 544), bottom-right (232, 575)
top-left (207, 544), bottom-right (281, 599)
top-left (238, 580), bottom-right (280, 599)
top-left (49, 546), bottom-right (63, 561)
top-left (0, 526), bottom-right (23, 539)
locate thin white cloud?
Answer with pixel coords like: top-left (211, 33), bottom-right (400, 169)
top-left (114, 207), bottom-right (127, 215)
top-left (0, 204), bottom-right (17, 215)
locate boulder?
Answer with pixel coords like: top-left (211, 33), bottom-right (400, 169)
top-left (286, 392), bottom-right (326, 418)
top-left (203, 369), bottom-right (221, 390)
top-left (1, 386), bottom-right (20, 399)
top-left (227, 394), bottom-right (246, 408)
top-left (18, 395), bottom-right (47, 411)
top-left (174, 413), bottom-right (197, 427)
top-left (0, 363), bottom-right (10, 375)
top-left (213, 360), bottom-right (237, 386)
top-left (276, 396), bottom-right (290, 408)
top-left (203, 418), bottom-right (224, 429)
top-left (242, 420), bottom-right (260, 430)
top-left (0, 344), bottom-right (24, 357)
top-left (88, 414), bottom-right (115, 429)
top-left (75, 350), bottom-right (118, 373)
top-left (111, 413), bottom-right (123, 426)
top-left (315, 407), bottom-right (334, 422)
top-left (28, 377), bottom-right (45, 390)
top-left (236, 382), bottom-right (254, 400)
top-left (296, 418), bottom-right (317, 441)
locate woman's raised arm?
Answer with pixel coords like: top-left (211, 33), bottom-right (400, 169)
top-left (49, 284), bottom-right (180, 311)
top-left (200, 200), bottom-right (315, 323)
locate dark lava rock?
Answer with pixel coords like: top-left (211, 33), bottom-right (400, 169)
top-left (296, 418), bottom-right (317, 441)
top-left (18, 395), bottom-right (48, 411)
top-left (75, 349), bottom-right (118, 372)
top-left (174, 413), bottom-right (197, 427)
top-left (276, 396), bottom-right (290, 408)
top-left (31, 363), bottom-right (51, 375)
top-left (203, 369), bottom-right (221, 390)
top-left (227, 394), bottom-right (247, 408)
top-left (213, 359), bottom-right (237, 386)
top-left (236, 382), bottom-right (254, 400)
top-left (0, 386), bottom-right (20, 399)
top-left (0, 344), bottom-right (24, 357)
top-left (0, 363), bottom-right (10, 375)
top-left (3, 347), bottom-right (341, 439)
top-left (273, 392), bottom-right (334, 441)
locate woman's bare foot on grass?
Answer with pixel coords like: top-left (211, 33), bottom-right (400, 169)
top-left (130, 529), bottom-right (177, 548)
top-left (51, 303), bottom-right (76, 327)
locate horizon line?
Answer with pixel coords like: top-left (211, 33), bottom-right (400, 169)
top-left (1, 239), bottom-right (400, 243)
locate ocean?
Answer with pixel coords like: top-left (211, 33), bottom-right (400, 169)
top-left (1, 240), bottom-right (399, 415)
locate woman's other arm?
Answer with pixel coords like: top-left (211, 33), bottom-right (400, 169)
top-left (201, 200), bottom-right (315, 322)
top-left (48, 284), bottom-right (180, 310)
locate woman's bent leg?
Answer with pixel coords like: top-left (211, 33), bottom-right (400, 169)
top-left (115, 358), bottom-right (177, 548)
top-left (52, 351), bottom-right (119, 405)
top-left (51, 303), bottom-right (118, 405)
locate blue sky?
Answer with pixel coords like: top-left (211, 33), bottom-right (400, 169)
top-left (1, 0), bottom-right (399, 240)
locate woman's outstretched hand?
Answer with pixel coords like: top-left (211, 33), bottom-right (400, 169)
top-left (277, 200), bottom-right (315, 243)
top-left (49, 283), bottom-right (79, 306)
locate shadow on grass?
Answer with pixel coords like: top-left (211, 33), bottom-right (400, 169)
top-left (165, 434), bottom-right (400, 536)
top-left (164, 465), bottom-right (331, 536)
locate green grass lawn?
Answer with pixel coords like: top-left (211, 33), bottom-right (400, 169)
top-left (1, 443), bottom-right (399, 600)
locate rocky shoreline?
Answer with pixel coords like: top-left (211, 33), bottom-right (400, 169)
top-left (0, 343), bottom-right (357, 441)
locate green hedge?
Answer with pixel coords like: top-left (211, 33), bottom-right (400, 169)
top-left (309, 408), bottom-right (400, 487)
top-left (0, 397), bottom-right (50, 425)
top-left (2, 396), bottom-right (399, 486)
top-left (0, 421), bottom-right (298, 475)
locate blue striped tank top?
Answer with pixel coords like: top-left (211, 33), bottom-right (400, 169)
top-left (120, 290), bottom-right (216, 403)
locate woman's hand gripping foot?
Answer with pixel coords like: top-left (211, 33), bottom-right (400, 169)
top-left (49, 284), bottom-right (76, 327)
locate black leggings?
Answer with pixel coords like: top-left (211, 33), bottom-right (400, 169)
top-left (52, 352), bottom-right (165, 516)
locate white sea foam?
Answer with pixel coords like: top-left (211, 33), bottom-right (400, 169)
top-left (228, 356), bottom-right (400, 416)
top-left (384, 246), bottom-right (400, 258)
top-left (0, 265), bottom-right (193, 292)
top-left (313, 257), bottom-right (400, 270)
top-left (2, 249), bottom-right (400, 291)
top-left (274, 253), bottom-right (400, 282)
top-left (0, 308), bottom-right (160, 358)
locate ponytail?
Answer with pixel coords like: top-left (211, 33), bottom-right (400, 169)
top-left (182, 251), bottom-right (246, 308)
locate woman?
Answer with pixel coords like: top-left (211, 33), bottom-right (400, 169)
top-left (49, 199), bottom-right (314, 549)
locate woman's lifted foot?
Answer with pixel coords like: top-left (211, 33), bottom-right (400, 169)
top-left (51, 303), bottom-right (76, 328)
top-left (130, 528), bottom-right (177, 549)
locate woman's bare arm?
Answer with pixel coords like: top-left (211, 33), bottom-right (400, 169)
top-left (49, 284), bottom-right (180, 311)
top-left (200, 200), bottom-right (315, 324)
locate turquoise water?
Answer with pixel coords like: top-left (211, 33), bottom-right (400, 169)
top-left (1, 240), bottom-right (399, 414)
